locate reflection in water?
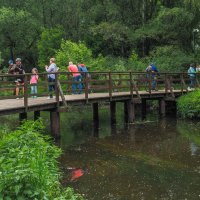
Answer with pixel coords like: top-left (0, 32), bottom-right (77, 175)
top-left (59, 113), bottom-right (200, 200)
top-left (1, 108), bottom-right (200, 199)
top-left (190, 143), bottom-right (198, 156)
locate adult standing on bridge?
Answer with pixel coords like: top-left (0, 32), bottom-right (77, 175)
top-left (187, 63), bottom-right (196, 90)
top-left (146, 63), bottom-right (159, 91)
top-left (8, 58), bottom-right (25, 99)
top-left (68, 61), bottom-right (82, 94)
top-left (45, 58), bottom-right (58, 99)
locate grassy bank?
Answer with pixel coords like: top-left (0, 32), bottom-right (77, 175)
top-left (0, 120), bottom-right (83, 200)
top-left (177, 89), bottom-right (200, 118)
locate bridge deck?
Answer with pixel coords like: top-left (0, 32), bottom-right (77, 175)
top-left (0, 90), bottom-right (185, 116)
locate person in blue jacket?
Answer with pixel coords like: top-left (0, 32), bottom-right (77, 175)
top-left (146, 63), bottom-right (159, 90)
top-left (78, 63), bottom-right (89, 89)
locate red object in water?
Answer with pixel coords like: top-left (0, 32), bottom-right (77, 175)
top-left (70, 169), bottom-right (84, 181)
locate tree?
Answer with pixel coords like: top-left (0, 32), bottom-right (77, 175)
top-left (37, 27), bottom-right (64, 69)
top-left (0, 7), bottom-right (39, 69)
top-left (55, 40), bottom-right (93, 70)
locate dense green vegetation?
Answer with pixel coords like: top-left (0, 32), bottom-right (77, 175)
top-left (0, 0), bottom-right (200, 72)
top-left (0, 120), bottom-right (83, 200)
top-left (177, 89), bottom-right (200, 118)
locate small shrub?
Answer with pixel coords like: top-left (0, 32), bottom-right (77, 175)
top-left (177, 89), bottom-right (200, 118)
top-left (0, 120), bottom-right (83, 200)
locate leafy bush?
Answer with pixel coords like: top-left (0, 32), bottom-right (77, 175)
top-left (37, 27), bottom-right (64, 70)
top-left (0, 120), bottom-right (83, 200)
top-left (56, 40), bottom-right (93, 70)
top-left (177, 89), bottom-right (200, 118)
top-left (147, 46), bottom-right (194, 72)
top-left (127, 51), bottom-right (146, 71)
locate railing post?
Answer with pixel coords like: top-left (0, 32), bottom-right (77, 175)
top-left (165, 73), bottom-right (167, 94)
top-left (109, 72), bottom-right (112, 100)
top-left (24, 74), bottom-right (28, 112)
top-left (148, 72), bottom-right (152, 94)
top-left (130, 72), bottom-right (133, 101)
top-left (67, 73), bottom-right (71, 94)
top-left (85, 72), bottom-right (89, 103)
top-left (180, 73), bottom-right (184, 94)
top-left (55, 73), bottom-right (59, 108)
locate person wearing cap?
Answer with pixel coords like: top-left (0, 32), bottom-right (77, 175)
top-left (8, 58), bottom-right (25, 99)
top-left (8, 60), bottom-right (14, 75)
top-left (146, 63), bottom-right (159, 91)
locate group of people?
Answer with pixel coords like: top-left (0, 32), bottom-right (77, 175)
top-left (8, 57), bottom-right (89, 99)
top-left (145, 62), bottom-right (199, 91)
top-left (7, 57), bottom-right (197, 99)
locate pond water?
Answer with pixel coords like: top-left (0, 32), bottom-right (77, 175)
top-left (1, 105), bottom-right (200, 200)
top-left (58, 106), bottom-right (200, 200)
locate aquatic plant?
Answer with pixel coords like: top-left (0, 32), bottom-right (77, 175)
top-left (0, 120), bottom-right (83, 200)
top-left (177, 89), bottom-right (200, 118)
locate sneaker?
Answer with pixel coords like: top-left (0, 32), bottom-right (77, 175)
top-left (187, 87), bottom-right (192, 91)
top-left (47, 96), bottom-right (53, 99)
top-left (16, 97), bottom-right (19, 100)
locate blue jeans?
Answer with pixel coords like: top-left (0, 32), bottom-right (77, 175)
top-left (189, 76), bottom-right (196, 88)
top-left (48, 77), bottom-right (55, 97)
top-left (31, 85), bottom-right (37, 96)
top-left (72, 75), bottom-right (82, 94)
top-left (152, 79), bottom-right (156, 90)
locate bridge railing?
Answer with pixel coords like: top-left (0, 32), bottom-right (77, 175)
top-left (0, 72), bottom-right (197, 108)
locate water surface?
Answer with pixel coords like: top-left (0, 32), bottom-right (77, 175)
top-left (1, 106), bottom-right (200, 199)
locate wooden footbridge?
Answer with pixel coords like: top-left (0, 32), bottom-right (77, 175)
top-left (0, 72), bottom-right (196, 137)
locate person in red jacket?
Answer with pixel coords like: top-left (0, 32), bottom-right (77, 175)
top-left (68, 61), bottom-right (82, 94)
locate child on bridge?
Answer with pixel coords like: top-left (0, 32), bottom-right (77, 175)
top-left (30, 68), bottom-right (39, 98)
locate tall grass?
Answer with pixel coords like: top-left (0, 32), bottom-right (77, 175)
top-left (0, 120), bottom-right (83, 200)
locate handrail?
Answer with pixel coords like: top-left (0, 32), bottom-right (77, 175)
top-left (0, 72), bottom-right (197, 109)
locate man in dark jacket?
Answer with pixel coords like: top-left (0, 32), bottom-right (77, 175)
top-left (9, 58), bottom-right (25, 99)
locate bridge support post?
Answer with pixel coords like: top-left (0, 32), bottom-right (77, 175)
top-left (92, 103), bottom-right (99, 136)
top-left (34, 111), bottom-right (40, 121)
top-left (110, 101), bottom-right (116, 125)
top-left (50, 111), bottom-right (60, 138)
top-left (141, 99), bottom-right (147, 119)
top-left (124, 100), bottom-right (135, 123)
top-left (159, 99), bottom-right (166, 117)
top-left (19, 112), bottom-right (27, 122)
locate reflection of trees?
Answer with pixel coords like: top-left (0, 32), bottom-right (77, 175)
top-left (177, 122), bottom-right (200, 157)
top-left (177, 121), bottom-right (200, 145)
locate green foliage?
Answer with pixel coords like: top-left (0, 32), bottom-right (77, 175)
top-left (0, 7), bottom-right (39, 69)
top-left (127, 51), bottom-right (146, 71)
top-left (37, 27), bottom-right (64, 70)
top-left (177, 89), bottom-right (200, 118)
top-left (147, 46), bottom-right (194, 72)
top-left (134, 7), bottom-right (194, 49)
top-left (90, 22), bottom-right (131, 56)
top-left (0, 120), bottom-right (83, 200)
top-left (0, 0), bottom-right (200, 71)
top-left (56, 40), bottom-right (93, 70)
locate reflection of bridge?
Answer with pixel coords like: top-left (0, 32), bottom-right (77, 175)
top-left (0, 72), bottom-right (195, 137)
